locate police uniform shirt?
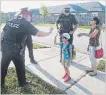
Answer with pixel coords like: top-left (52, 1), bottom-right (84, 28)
top-left (57, 14), bottom-right (77, 31)
top-left (3, 18), bottom-right (38, 44)
top-left (2, 18), bottom-right (38, 53)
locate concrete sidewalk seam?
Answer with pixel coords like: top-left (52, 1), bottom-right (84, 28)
top-left (64, 71), bottom-right (87, 91)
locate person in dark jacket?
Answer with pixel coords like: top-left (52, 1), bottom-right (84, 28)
top-left (1, 7), bottom-right (53, 87)
top-left (56, 7), bottom-right (78, 62)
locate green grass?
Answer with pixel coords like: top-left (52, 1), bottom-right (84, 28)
top-left (34, 23), bottom-right (56, 27)
top-left (97, 60), bottom-right (106, 72)
top-left (1, 67), bottom-right (65, 94)
top-left (35, 23), bottom-right (91, 29)
top-left (79, 25), bottom-right (91, 29)
top-left (33, 43), bottom-right (50, 49)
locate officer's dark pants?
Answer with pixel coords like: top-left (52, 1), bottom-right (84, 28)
top-left (1, 47), bottom-right (26, 87)
top-left (59, 31), bottom-right (73, 60)
top-left (26, 35), bottom-right (34, 61)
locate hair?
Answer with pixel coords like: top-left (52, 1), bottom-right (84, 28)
top-left (93, 17), bottom-right (100, 25)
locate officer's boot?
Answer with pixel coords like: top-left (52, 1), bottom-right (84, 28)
top-left (29, 51), bottom-right (37, 64)
top-left (30, 59), bottom-right (37, 64)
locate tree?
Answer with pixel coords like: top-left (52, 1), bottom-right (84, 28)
top-left (3, 13), bottom-right (8, 22)
top-left (0, 12), bottom-right (2, 24)
top-left (40, 4), bottom-right (49, 20)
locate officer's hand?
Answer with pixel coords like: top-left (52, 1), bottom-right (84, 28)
top-left (69, 31), bottom-right (73, 34)
top-left (57, 29), bottom-right (60, 33)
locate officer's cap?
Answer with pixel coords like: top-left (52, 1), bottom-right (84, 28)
top-left (20, 7), bottom-right (32, 16)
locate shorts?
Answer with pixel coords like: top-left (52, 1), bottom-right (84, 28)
top-left (62, 59), bottom-right (71, 68)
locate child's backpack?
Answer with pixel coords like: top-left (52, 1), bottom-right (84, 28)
top-left (61, 44), bottom-right (76, 59)
top-left (72, 45), bottom-right (76, 59)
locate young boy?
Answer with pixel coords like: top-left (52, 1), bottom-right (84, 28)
top-left (54, 33), bottom-right (72, 82)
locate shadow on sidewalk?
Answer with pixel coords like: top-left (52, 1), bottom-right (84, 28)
top-left (71, 62), bottom-right (105, 82)
top-left (33, 64), bottom-right (76, 94)
top-left (65, 77), bottom-right (92, 94)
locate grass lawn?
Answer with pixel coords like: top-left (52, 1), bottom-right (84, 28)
top-left (1, 67), bottom-right (65, 94)
top-left (33, 43), bottom-right (50, 49)
top-left (97, 60), bottom-right (106, 72)
top-left (35, 23), bottom-right (91, 29)
top-left (34, 23), bottom-right (56, 27)
top-left (79, 25), bottom-right (91, 29)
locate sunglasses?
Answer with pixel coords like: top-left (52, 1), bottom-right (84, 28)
top-left (65, 10), bottom-right (70, 13)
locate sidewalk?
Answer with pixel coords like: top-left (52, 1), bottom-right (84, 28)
top-left (25, 47), bottom-right (106, 95)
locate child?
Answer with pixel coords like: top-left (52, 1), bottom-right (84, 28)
top-left (54, 33), bottom-right (72, 82)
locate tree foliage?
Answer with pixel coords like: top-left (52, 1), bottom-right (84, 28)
top-left (40, 4), bottom-right (49, 18)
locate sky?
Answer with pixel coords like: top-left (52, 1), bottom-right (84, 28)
top-left (1, 0), bottom-right (105, 13)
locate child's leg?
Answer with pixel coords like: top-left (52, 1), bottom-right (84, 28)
top-left (64, 67), bottom-right (71, 82)
top-left (64, 66), bottom-right (67, 74)
top-left (65, 67), bottom-right (70, 77)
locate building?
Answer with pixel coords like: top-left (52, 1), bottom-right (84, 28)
top-left (2, 2), bottom-right (105, 25)
top-left (45, 2), bottom-right (105, 25)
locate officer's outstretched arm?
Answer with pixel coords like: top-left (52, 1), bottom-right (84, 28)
top-left (36, 27), bottom-right (53, 37)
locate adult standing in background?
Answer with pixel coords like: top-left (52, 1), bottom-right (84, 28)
top-left (56, 7), bottom-right (78, 62)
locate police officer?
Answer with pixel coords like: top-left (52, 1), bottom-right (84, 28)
top-left (56, 7), bottom-right (78, 62)
top-left (21, 7), bottom-right (37, 64)
top-left (1, 8), bottom-right (53, 87)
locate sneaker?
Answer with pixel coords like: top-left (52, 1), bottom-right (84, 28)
top-left (86, 69), bottom-right (94, 73)
top-left (62, 73), bottom-right (68, 79)
top-left (64, 76), bottom-right (71, 82)
top-left (30, 60), bottom-right (37, 64)
top-left (89, 70), bottom-right (97, 76)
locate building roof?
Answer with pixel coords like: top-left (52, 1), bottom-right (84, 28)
top-left (6, 2), bottom-right (105, 16)
top-left (98, 2), bottom-right (105, 11)
top-left (67, 4), bottom-right (87, 13)
top-left (77, 2), bottom-right (105, 12)
top-left (47, 4), bottom-right (77, 14)
top-left (7, 12), bottom-right (16, 16)
top-left (46, 2), bottom-right (105, 14)
top-left (29, 8), bottom-right (40, 15)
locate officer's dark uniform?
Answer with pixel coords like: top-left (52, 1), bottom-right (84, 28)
top-left (26, 35), bottom-right (35, 62)
top-left (1, 17), bottom-right (38, 87)
top-left (56, 8), bottom-right (77, 61)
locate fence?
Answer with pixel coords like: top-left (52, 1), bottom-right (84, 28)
top-left (32, 12), bottom-right (105, 26)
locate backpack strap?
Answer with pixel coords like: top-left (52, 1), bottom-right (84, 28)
top-left (67, 44), bottom-right (70, 55)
